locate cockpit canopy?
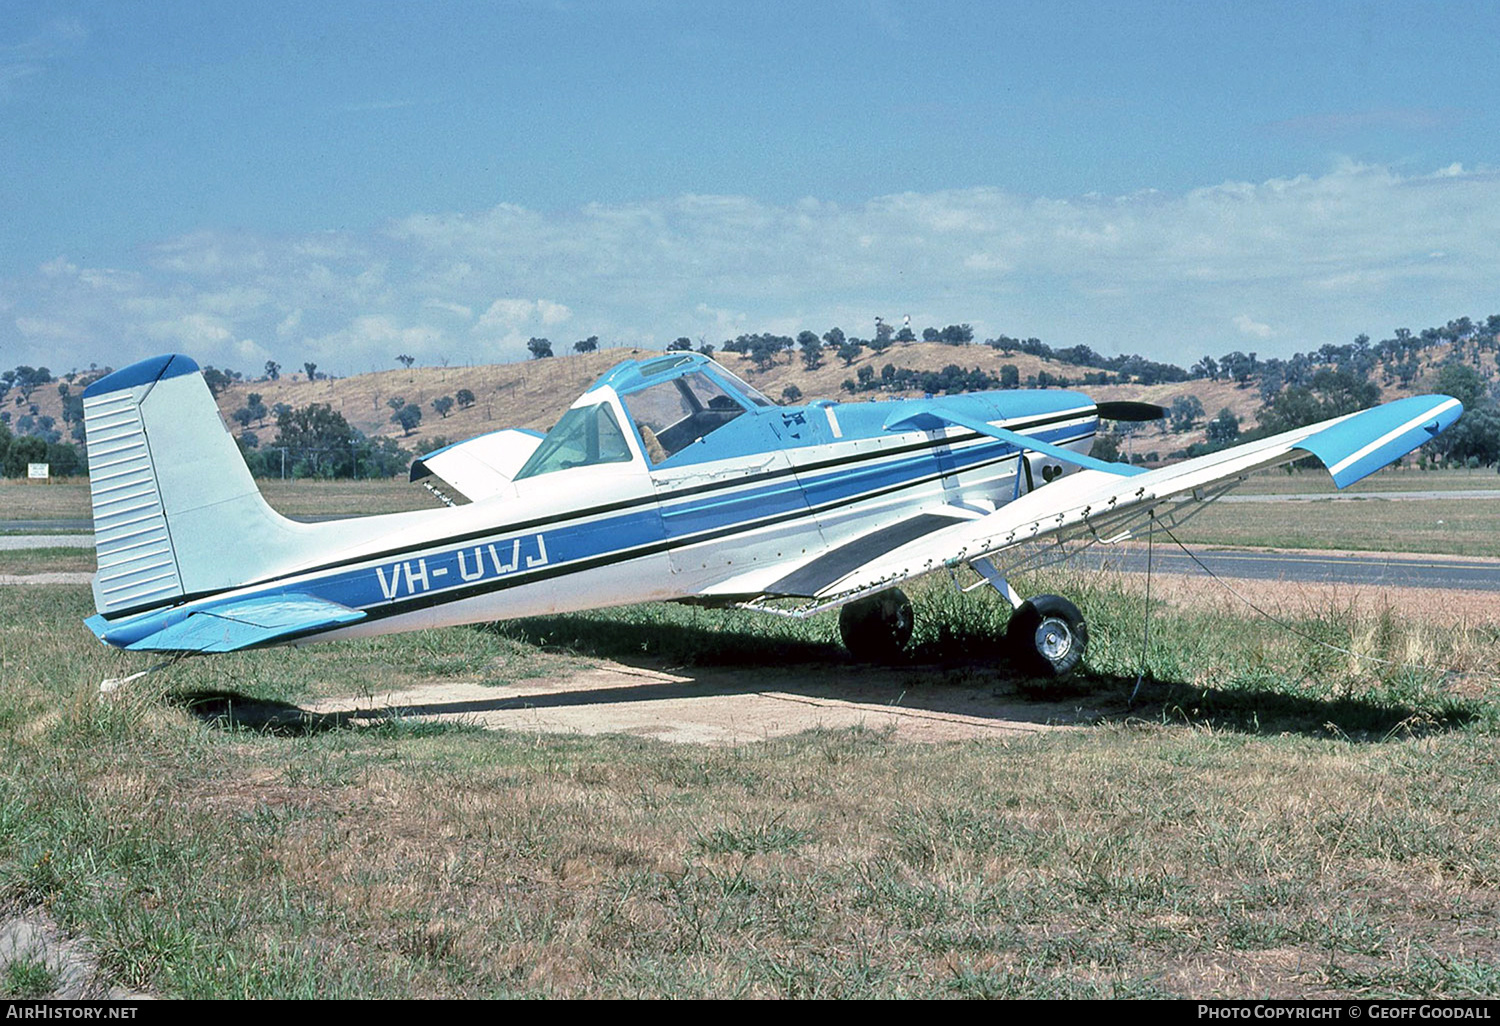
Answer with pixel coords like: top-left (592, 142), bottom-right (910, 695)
top-left (513, 402), bottom-right (633, 479)
top-left (515, 353), bottom-right (774, 478)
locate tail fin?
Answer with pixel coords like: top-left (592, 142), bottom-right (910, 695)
top-left (82, 355), bottom-right (311, 617)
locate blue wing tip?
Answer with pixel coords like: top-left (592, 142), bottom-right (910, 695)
top-left (1306, 394), bottom-right (1465, 489)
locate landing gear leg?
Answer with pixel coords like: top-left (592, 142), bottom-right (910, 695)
top-left (838, 589), bottom-right (914, 663)
top-left (971, 559), bottom-right (1089, 679)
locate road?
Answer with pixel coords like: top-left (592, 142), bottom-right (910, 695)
top-left (1074, 546), bottom-right (1500, 593)
top-left (1220, 489), bottom-right (1500, 502)
top-left (5, 521), bottom-right (1498, 593)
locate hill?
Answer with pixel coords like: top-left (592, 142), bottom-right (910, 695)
top-left (204, 336), bottom-right (1490, 462)
top-left (6, 316), bottom-right (1497, 473)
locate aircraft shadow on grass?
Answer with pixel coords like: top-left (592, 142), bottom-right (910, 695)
top-left (168, 616), bottom-right (1477, 742)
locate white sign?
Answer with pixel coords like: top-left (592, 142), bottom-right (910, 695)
top-left (27, 463), bottom-right (49, 481)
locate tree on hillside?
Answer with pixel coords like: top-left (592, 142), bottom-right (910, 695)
top-left (1257, 368), bottom-right (1379, 435)
top-left (244, 393), bottom-right (268, 426)
top-left (1432, 363), bottom-right (1486, 409)
top-left (396, 354), bottom-right (416, 370)
top-left (391, 402), bottom-right (423, 436)
top-left (303, 362), bottom-right (318, 381)
top-left (1219, 351), bottom-right (1258, 385)
top-left (264, 360), bottom-right (281, 381)
top-left (574, 336), bottom-right (599, 354)
top-left (527, 337), bottom-right (553, 359)
top-left (1205, 408), bottom-right (1241, 448)
top-left (456, 388), bottom-right (476, 409)
top-left (8, 367), bottom-right (53, 405)
top-left (200, 366), bottom-right (238, 397)
top-left (431, 395), bottom-right (454, 419)
top-left (668, 337), bottom-right (693, 352)
top-left (798, 331), bottom-right (823, 370)
top-left (1169, 395), bottom-right (1204, 432)
top-left (745, 334), bottom-right (787, 371)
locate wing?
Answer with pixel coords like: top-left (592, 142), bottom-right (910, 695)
top-left (749, 394), bottom-right (1463, 612)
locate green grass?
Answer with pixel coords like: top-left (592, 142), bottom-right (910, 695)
top-left (0, 548), bottom-right (95, 574)
top-left (1169, 497), bottom-right (1500, 557)
top-left (1, 955), bottom-right (58, 998)
top-left (0, 478), bottom-right (438, 522)
top-left (1237, 465), bottom-right (1500, 495)
top-left (1, 577), bottom-right (1497, 998)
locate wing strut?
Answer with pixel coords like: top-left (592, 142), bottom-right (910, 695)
top-left (883, 404), bottom-right (1143, 478)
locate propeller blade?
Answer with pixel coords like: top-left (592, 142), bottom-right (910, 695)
top-left (1095, 401), bottom-right (1168, 422)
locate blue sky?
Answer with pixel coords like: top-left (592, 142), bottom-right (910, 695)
top-left (4, 0), bottom-right (1500, 375)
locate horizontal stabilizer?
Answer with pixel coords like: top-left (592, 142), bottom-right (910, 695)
top-left (409, 428), bottom-right (545, 501)
top-left (89, 594), bottom-right (365, 653)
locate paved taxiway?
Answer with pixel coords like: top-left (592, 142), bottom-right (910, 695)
top-left (3, 526), bottom-right (1497, 593)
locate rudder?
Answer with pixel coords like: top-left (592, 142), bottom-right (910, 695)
top-left (83, 355), bottom-right (312, 618)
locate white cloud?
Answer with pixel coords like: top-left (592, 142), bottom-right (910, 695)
top-left (422, 299), bottom-right (473, 320)
top-left (1233, 314), bottom-right (1274, 339)
top-left (7, 163), bottom-right (1500, 375)
top-left (474, 298), bottom-right (572, 335)
top-left (235, 337), bottom-right (271, 363)
top-left (15, 316), bottom-right (75, 341)
top-left (536, 299), bottom-right (572, 326)
top-left (475, 299), bottom-right (539, 334)
top-left (144, 313), bottom-right (234, 348)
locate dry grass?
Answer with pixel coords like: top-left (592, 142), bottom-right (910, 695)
top-left (0, 478), bottom-right (435, 521)
top-left (0, 481), bottom-right (92, 520)
top-left (1169, 497), bottom-right (1500, 557)
top-left (1, 578), bottom-right (1497, 998)
top-left (1238, 466), bottom-right (1500, 495)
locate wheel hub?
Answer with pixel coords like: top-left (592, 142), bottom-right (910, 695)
top-left (1034, 617), bottom-right (1073, 661)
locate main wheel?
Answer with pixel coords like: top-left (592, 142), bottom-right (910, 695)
top-left (838, 589), bottom-right (914, 663)
top-left (1005, 594), bottom-right (1087, 678)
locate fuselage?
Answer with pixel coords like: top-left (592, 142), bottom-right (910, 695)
top-left (88, 354), bottom-right (1100, 650)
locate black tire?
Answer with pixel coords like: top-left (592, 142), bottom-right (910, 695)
top-left (838, 589), bottom-right (914, 663)
top-left (1005, 594), bottom-right (1087, 678)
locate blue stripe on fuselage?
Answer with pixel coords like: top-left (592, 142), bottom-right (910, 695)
top-left (96, 420), bottom-right (1092, 645)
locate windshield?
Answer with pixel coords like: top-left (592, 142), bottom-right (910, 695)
top-left (625, 371), bottom-right (748, 463)
top-left (513, 402), bottom-right (633, 479)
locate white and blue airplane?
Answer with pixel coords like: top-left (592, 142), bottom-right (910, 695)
top-left (81, 351), bottom-right (1462, 677)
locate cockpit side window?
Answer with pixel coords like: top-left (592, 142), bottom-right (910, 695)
top-left (625, 372), bottom-right (747, 463)
top-left (513, 402), bottom-right (633, 479)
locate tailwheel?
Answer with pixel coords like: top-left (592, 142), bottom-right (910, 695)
top-left (838, 589), bottom-right (914, 663)
top-left (1005, 594), bottom-right (1087, 678)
